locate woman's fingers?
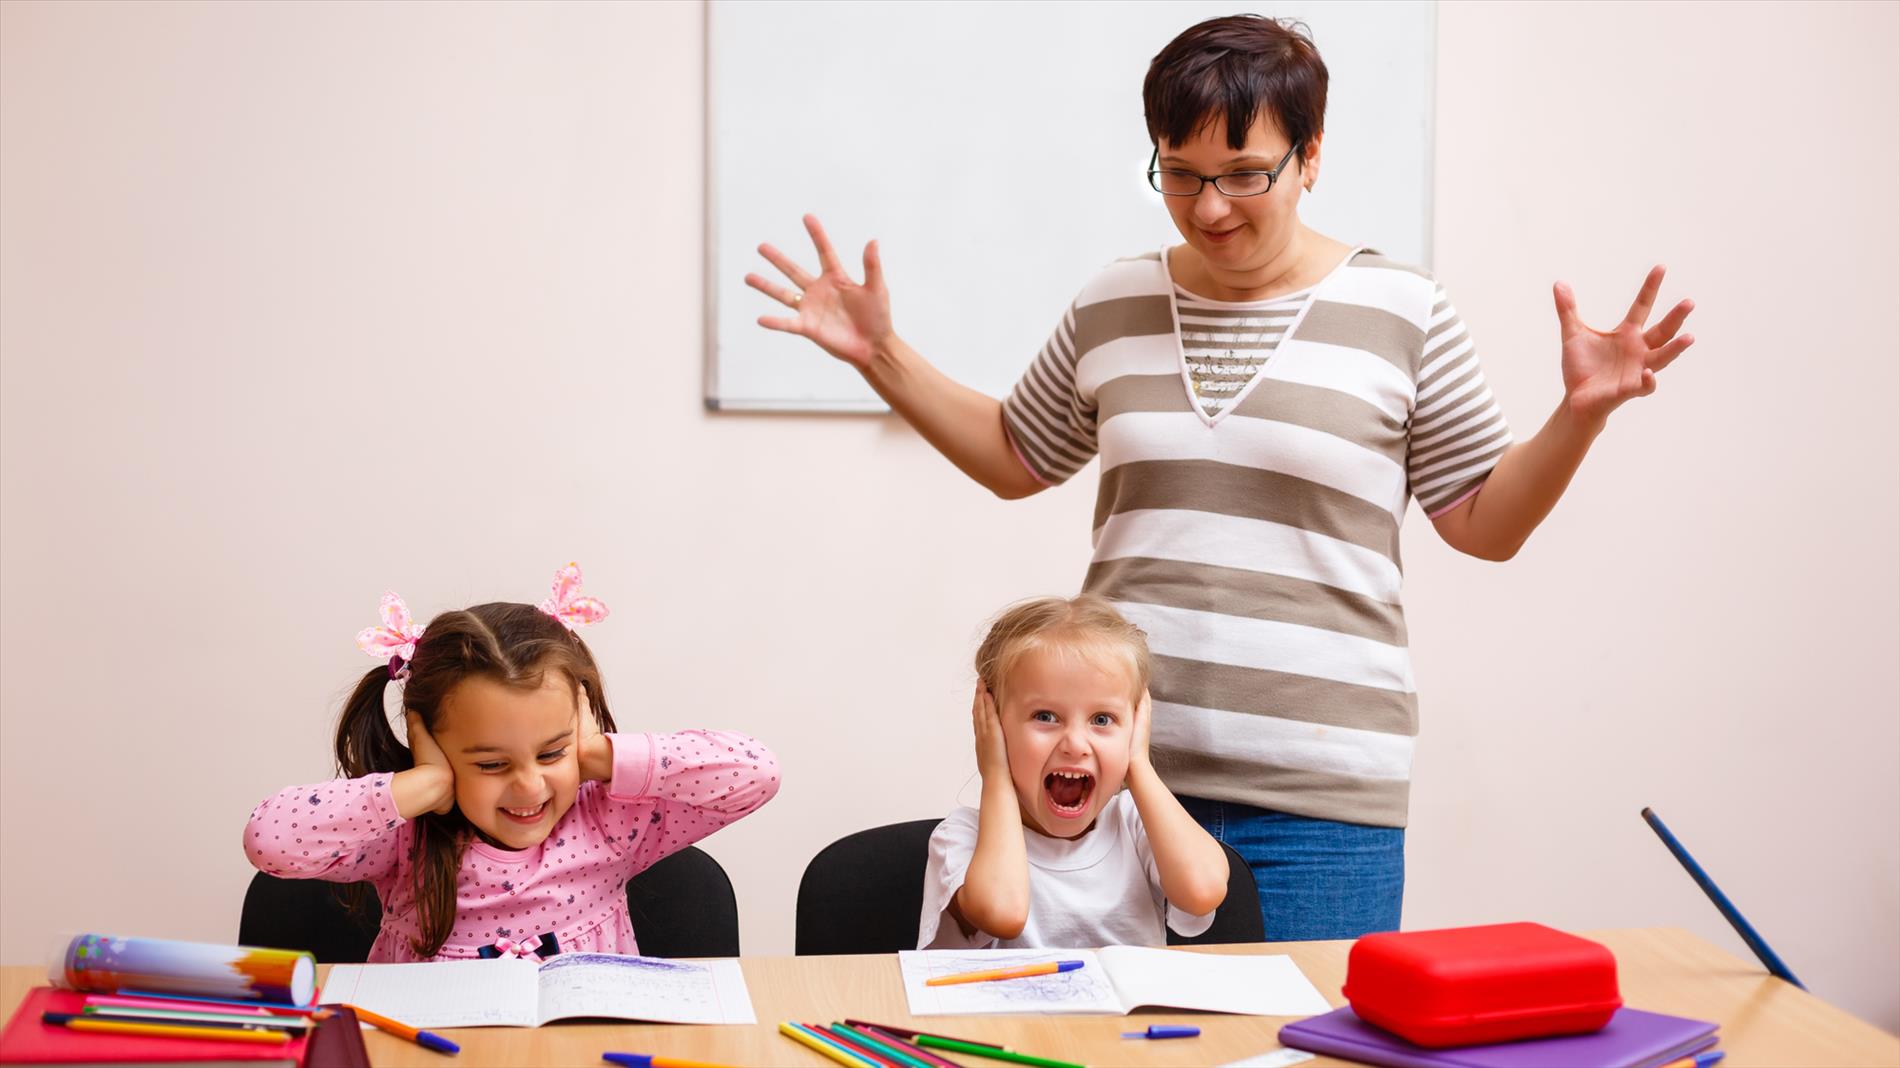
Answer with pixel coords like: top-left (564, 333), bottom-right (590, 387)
top-left (757, 242), bottom-right (815, 289)
top-left (1552, 281), bottom-right (1583, 340)
top-left (757, 314), bottom-right (802, 335)
top-left (1647, 333), bottom-right (1695, 373)
top-left (745, 272), bottom-right (802, 309)
top-left (1623, 265), bottom-right (1666, 327)
top-left (1644, 298), bottom-right (1695, 348)
top-left (862, 239), bottom-right (884, 291)
top-left (805, 214), bottom-right (845, 276)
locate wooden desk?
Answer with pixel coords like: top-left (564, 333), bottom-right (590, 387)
top-left (2, 929), bottom-right (1892, 1066)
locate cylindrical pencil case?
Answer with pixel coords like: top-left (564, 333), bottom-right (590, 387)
top-left (1342, 922), bottom-right (1622, 1047)
top-left (47, 933), bottom-right (317, 1006)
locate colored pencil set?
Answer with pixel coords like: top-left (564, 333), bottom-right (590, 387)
top-left (39, 990), bottom-right (457, 1055)
top-left (774, 1018), bottom-right (1084, 1068)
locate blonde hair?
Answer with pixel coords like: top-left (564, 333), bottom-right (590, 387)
top-left (974, 595), bottom-right (1151, 705)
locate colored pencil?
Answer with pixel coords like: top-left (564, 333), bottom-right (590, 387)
top-left (778, 1021), bottom-right (877, 1068)
top-left (1642, 807), bottom-right (1803, 988)
top-left (1658, 1051), bottom-right (1725, 1068)
top-left (601, 1054), bottom-right (746, 1068)
top-left (342, 1003), bottom-right (460, 1055)
top-left (913, 1034), bottom-right (1085, 1068)
top-left (830, 1024), bottom-right (934, 1068)
top-left (86, 994), bottom-right (272, 1015)
top-left (812, 1025), bottom-right (905, 1068)
top-left (860, 1027), bottom-right (966, 1068)
top-left (925, 959), bottom-right (1084, 987)
top-left (81, 1006), bottom-right (310, 1031)
top-left (41, 1011), bottom-right (290, 1045)
top-left (117, 989), bottom-right (315, 1014)
top-left (844, 1019), bottom-right (1006, 1050)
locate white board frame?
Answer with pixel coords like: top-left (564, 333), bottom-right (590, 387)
top-left (705, 1), bottom-right (1436, 412)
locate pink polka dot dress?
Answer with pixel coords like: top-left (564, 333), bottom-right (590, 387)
top-left (243, 731), bottom-right (779, 962)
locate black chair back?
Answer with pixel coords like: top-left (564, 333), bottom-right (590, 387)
top-left (794, 819), bottom-right (1264, 954)
top-left (796, 818), bottom-right (942, 955)
top-left (238, 845), bottom-right (738, 961)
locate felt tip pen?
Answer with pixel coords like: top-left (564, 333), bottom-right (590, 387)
top-left (1122, 1024), bottom-right (1200, 1039)
top-left (340, 1003), bottom-right (459, 1055)
top-left (924, 959), bottom-right (1085, 987)
top-left (601, 1054), bottom-right (745, 1068)
top-left (1658, 1052), bottom-right (1725, 1068)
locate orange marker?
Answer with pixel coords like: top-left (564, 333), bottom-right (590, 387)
top-left (924, 959), bottom-right (1085, 987)
top-left (340, 1004), bottom-right (460, 1055)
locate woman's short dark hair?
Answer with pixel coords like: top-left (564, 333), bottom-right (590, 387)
top-left (1143, 15), bottom-right (1329, 157)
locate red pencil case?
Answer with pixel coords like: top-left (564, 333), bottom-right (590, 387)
top-left (1342, 922), bottom-right (1622, 1048)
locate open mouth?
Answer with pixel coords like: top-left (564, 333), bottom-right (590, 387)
top-left (1042, 770), bottom-right (1095, 820)
top-left (1199, 225), bottom-right (1242, 244)
top-left (499, 800), bottom-right (549, 825)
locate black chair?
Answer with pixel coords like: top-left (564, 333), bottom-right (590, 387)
top-left (794, 818), bottom-right (1264, 954)
top-left (238, 845), bottom-right (739, 961)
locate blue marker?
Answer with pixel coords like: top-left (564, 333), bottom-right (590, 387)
top-left (1122, 1025), bottom-right (1200, 1039)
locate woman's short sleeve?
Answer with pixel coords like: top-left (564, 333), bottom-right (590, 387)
top-left (1407, 284), bottom-right (1513, 515)
top-left (1000, 302), bottom-right (1099, 486)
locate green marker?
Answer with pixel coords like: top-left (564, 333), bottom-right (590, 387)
top-left (913, 1034), bottom-right (1087, 1068)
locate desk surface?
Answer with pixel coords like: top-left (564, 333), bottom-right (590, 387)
top-left (2, 929), bottom-right (1893, 1066)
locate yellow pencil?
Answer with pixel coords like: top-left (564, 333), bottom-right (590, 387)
top-left (778, 1021), bottom-right (876, 1068)
top-left (925, 959), bottom-right (1086, 987)
top-left (46, 1013), bottom-right (290, 1044)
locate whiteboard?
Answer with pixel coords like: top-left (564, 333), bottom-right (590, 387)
top-left (706, 1), bottom-right (1435, 411)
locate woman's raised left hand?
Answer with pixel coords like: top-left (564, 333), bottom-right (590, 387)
top-left (1553, 266), bottom-right (1695, 426)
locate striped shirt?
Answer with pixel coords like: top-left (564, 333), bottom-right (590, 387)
top-left (1002, 248), bottom-right (1511, 827)
top-left (1177, 284), bottom-right (1310, 418)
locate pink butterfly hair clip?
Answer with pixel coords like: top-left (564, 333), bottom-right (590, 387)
top-left (538, 562), bottom-right (609, 633)
top-left (356, 591), bottom-right (425, 679)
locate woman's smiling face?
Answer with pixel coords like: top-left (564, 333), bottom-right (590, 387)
top-left (1156, 113), bottom-right (1320, 278)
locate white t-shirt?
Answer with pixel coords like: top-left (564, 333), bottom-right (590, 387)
top-left (917, 792), bottom-right (1218, 949)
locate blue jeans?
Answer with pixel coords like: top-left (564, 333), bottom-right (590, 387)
top-left (1182, 795), bottom-right (1405, 941)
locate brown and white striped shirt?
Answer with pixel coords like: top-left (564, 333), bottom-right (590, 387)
top-left (1003, 248), bottom-right (1511, 827)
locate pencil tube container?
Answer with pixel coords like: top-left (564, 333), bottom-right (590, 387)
top-left (1342, 922), bottom-right (1621, 1048)
top-left (48, 933), bottom-right (318, 1006)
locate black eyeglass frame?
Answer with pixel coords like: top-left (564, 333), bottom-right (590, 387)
top-left (1147, 143), bottom-right (1300, 198)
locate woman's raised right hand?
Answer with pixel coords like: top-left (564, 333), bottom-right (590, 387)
top-left (747, 214), bottom-right (891, 370)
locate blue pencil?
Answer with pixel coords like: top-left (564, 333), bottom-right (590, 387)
top-left (1642, 807), bottom-right (1802, 988)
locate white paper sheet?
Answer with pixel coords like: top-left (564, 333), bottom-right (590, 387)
top-left (535, 953), bottom-right (756, 1025)
top-left (897, 947), bottom-right (1330, 1018)
top-left (317, 954), bottom-right (756, 1028)
top-left (898, 949), bottom-right (1122, 1016)
top-left (1097, 946), bottom-right (1333, 1017)
top-left (318, 959), bottom-right (541, 1028)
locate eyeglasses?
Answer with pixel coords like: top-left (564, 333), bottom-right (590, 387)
top-left (1147, 144), bottom-right (1298, 198)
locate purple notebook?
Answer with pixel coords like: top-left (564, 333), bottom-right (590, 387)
top-left (1279, 1007), bottom-right (1718, 1068)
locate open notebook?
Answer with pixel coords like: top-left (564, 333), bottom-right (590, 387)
top-left (898, 948), bottom-right (1331, 1017)
top-left (317, 953), bottom-right (756, 1028)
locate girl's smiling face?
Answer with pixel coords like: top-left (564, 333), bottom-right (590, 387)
top-left (997, 643), bottom-right (1137, 839)
top-left (431, 673), bottom-right (583, 850)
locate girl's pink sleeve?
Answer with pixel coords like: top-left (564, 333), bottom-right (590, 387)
top-left (579, 731), bottom-right (781, 871)
top-left (243, 775), bottom-right (406, 885)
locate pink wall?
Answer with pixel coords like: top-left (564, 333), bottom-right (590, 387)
top-left (2, 0), bottom-right (1893, 1031)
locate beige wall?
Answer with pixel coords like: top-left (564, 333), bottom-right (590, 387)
top-left (2, 0), bottom-right (1894, 1031)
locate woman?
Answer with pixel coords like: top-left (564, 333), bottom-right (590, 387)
top-left (745, 15), bottom-right (1693, 940)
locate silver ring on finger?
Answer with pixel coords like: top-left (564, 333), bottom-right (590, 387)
top-left (790, 292), bottom-right (803, 306)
